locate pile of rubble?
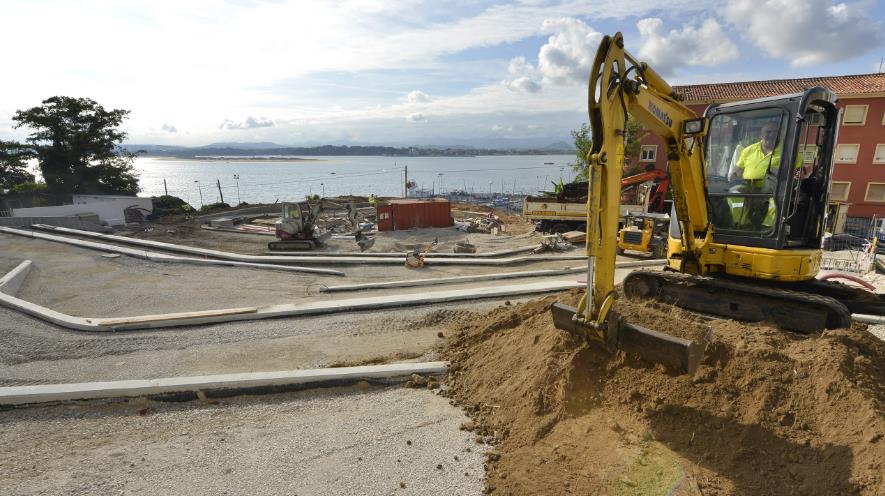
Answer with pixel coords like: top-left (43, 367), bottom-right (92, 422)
top-left (455, 214), bottom-right (506, 234)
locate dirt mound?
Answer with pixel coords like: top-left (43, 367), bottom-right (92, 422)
top-left (442, 290), bottom-right (885, 495)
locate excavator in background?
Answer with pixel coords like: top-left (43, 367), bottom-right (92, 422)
top-left (617, 166), bottom-right (671, 257)
top-left (552, 32), bottom-right (885, 374)
top-left (524, 167), bottom-right (670, 233)
top-left (269, 199), bottom-right (372, 251)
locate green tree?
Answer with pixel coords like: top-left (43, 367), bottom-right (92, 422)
top-left (0, 140), bottom-right (35, 188)
top-left (12, 96), bottom-right (140, 198)
top-left (569, 115), bottom-right (650, 181)
top-left (569, 123), bottom-right (592, 180)
top-left (622, 117), bottom-right (649, 177)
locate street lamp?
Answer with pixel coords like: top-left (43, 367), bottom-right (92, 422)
top-left (194, 180), bottom-right (204, 207)
top-left (437, 173), bottom-right (444, 195)
top-left (321, 182), bottom-right (325, 197)
top-left (233, 174), bottom-right (241, 206)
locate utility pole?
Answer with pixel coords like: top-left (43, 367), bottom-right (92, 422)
top-left (194, 180), bottom-right (203, 207)
top-left (216, 179), bottom-right (224, 204)
top-left (233, 174), bottom-right (241, 205)
top-left (163, 178), bottom-right (168, 196)
top-left (404, 165), bottom-right (408, 198)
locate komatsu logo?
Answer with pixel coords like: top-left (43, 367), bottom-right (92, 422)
top-left (648, 101), bottom-right (673, 128)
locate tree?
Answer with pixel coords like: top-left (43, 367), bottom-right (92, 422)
top-left (12, 96), bottom-right (139, 198)
top-left (0, 140), bottom-right (35, 188)
top-left (569, 115), bottom-right (650, 181)
top-left (622, 117), bottom-right (649, 177)
top-left (569, 123), bottom-right (592, 181)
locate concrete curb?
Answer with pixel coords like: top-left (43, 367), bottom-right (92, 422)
top-left (0, 260), bottom-right (582, 331)
top-left (853, 313), bottom-right (885, 324)
top-left (262, 245), bottom-right (541, 258)
top-left (320, 259), bottom-right (665, 292)
top-left (0, 226), bottom-right (345, 276)
top-left (0, 259), bottom-right (32, 296)
top-left (0, 362), bottom-right (449, 406)
top-left (28, 224), bottom-right (587, 266)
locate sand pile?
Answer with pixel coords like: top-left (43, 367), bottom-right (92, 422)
top-left (441, 290), bottom-right (885, 495)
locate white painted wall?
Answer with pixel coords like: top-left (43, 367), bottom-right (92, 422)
top-left (13, 196), bottom-right (152, 226)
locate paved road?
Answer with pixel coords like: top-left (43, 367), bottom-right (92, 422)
top-left (0, 385), bottom-right (486, 496)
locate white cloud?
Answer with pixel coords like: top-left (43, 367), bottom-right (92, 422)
top-left (505, 77), bottom-right (542, 93)
top-left (637, 18), bottom-right (738, 75)
top-left (724, 0), bottom-right (883, 66)
top-left (503, 56), bottom-right (543, 93)
top-left (406, 113), bottom-right (428, 123)
top-left (407, 90), bottom-right (432, 103)
top-left (537, 18), bottom-right (602, 84)
top-left (508, 56), bottom-right (535, 76)
top-left (161, 124), bottom-right (178, 133)
top-left (220, 117), bottom-right (275, 130)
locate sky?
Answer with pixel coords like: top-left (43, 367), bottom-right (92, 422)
top-left (0, 0), bottom-right (883, 148)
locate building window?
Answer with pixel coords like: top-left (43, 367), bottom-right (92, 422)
top-left (830, 181), bottom-right (851, 202)
top-left (835, 144), bottom-right (860, 163)
top-left (875, 144), bottom-right (885, 164)
top-left (842, 105), bottom-right (868, 125)
top-left (639, 145), bottom-right (657, 162)
top-left (865, 183), bottom-right (885, 202)
top-left (801, 144), bottom-right (819, 164)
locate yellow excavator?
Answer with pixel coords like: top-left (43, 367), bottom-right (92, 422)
top-left (552, 32), bottom-right (885, 374)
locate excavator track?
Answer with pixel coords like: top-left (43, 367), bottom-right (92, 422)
top-left (622, 269), bottom-right (852, 333)
top-left (790, 278), bottom-right (885, 316)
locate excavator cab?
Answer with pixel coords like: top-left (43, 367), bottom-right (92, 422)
top-left (702, 89), bottom-right (838, 253)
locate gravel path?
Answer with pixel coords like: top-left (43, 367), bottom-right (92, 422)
top-left (0, 385), bottom-right (486, 496)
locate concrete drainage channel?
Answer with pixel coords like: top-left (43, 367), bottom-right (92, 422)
top-left (0, 362), bottom-right (449, 406)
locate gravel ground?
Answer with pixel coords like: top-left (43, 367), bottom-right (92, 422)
top-left (0, 231), bottom-right (586, 317)
top-left (0, 385), bottom-right (486, 496)
top-left (0, 229), bottom-right (616, 387)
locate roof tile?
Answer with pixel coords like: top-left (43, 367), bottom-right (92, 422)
top-left (674, 73), bottom-right (885, 103)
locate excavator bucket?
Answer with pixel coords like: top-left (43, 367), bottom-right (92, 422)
top-left (551, 303), bottom-right (704, 375)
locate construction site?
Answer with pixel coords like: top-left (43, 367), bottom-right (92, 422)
top-left (3, 29), bottom-right (885, 496)
top-left (0, 190), bottom-right (882, 495)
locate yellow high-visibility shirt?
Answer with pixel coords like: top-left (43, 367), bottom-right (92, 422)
top-left (736, 141), bottom-right (781, 180)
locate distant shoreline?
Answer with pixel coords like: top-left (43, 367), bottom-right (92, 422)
top-left (153, 156), bottom-right (326, 162)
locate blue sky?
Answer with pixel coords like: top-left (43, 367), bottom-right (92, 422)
top-left (0, 0), bottom-right (883, 148)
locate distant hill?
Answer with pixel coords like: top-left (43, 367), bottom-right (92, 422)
top-left (200, 142), bottom-right (285, 149)
top-left (123, 142), bottom-right (575, 158)
top-left (543, 141), bottom-right (575, 151)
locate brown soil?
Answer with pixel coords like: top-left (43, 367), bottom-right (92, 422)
top-left (441, 290), bottom-right (885, 495)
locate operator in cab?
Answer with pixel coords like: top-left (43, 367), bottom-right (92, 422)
top-left (727, 122), bottom-right (787, 230)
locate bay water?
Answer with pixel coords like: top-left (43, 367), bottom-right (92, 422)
top-left (136, 155), bottom-right (576, 206)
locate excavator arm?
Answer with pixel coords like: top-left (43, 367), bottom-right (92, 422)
top-left (621, 168), bottom-right (670, 213)
top-left (552, 32), bottom-right (708, 374)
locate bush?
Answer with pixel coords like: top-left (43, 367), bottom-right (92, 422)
top-left (199, 202), bottom-right (231, 213)
top-left (152, 195), bottom-right (194, 217)
top-left (10, 182), bottom-right (48, 194)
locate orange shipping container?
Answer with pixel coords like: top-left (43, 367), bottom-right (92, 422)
top-left (376, 198), bottom-right (453, 231)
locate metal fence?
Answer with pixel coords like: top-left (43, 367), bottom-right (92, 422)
top-left (821, 216), bottom-right (881, 274)
top-left (0, 209), bottom-right (11, 218)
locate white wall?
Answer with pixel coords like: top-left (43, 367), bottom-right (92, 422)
top-left (13, 196), bottom-right (152, 226)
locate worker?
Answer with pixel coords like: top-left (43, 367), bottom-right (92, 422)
top-left (368, 193), bottom-right (377, 207)
top-left (727, 122), bottom-right (785, 230)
